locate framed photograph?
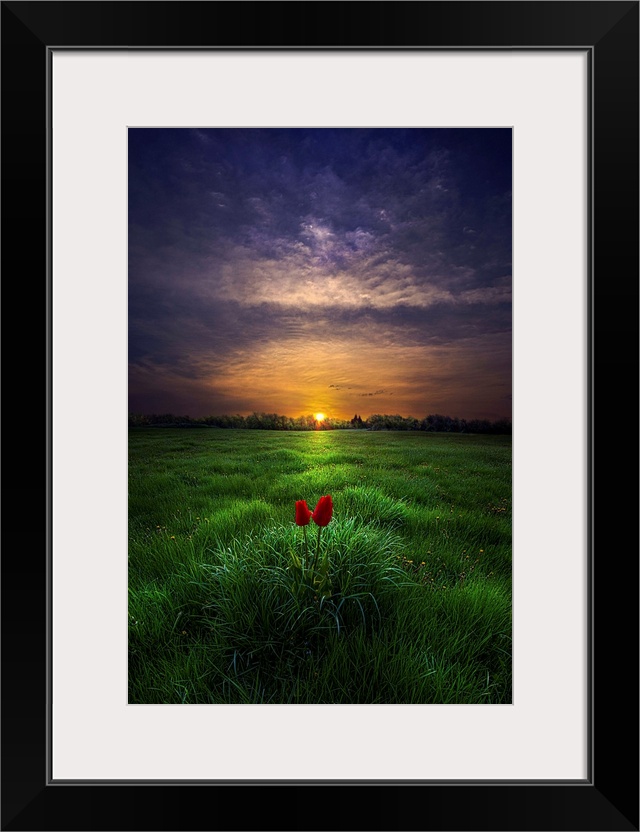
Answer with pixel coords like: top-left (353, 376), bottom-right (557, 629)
top-left (2, 2), bottom-right (638, 830)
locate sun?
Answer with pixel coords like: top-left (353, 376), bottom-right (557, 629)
top-left (314, 412), bottom-right (325, 422)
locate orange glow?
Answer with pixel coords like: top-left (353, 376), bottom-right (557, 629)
top-left (314, 412), bottom-right (325, 422)
top-left (136, 327), bottom-right (511, 422)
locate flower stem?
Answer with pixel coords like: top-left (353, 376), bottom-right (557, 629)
top-left (303, 525), bottom-right (309, 566)
top-left (312, 525), bottom-right (322, 573)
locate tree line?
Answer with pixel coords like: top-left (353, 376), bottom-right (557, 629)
top-left (129, 411), bottom-right (511, 434)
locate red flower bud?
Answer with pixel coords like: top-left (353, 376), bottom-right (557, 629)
top-left (295, 499), bottom-right (312, 526)
top-left (311, 494), bottom-right (333, 527)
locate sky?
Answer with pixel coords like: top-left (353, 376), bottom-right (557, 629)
top-left (128, 128), bottom-right (512, 422)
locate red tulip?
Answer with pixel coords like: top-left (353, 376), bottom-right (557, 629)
top-left (311, 495), bottom-right (333, 527)
top-left (295, 499), bottom-right (312, 526)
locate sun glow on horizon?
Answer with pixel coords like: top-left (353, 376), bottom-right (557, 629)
top-left (314, 412), bottom-right (325, 422)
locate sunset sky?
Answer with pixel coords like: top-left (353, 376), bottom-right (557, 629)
top-left (128, 128), bottom-right (512, 421)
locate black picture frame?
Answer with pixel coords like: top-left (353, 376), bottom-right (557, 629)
top-left (2, 2), bottom-right (638, 830)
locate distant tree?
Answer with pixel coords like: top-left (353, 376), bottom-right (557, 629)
top-left (128, 413), bottom-right (150, 427)
top-left (491, 418), bottom-right (512, 435)
top-left (129, 410), bottom-right (511, 434)
top-left (366, 414), bottom-right (385, 430)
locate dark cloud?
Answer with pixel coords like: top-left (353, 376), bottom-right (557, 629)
top-left (129, 128), bottom-right (512, 420)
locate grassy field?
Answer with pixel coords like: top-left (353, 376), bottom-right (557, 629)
top-left (129, 428), bottom-right (512, 704)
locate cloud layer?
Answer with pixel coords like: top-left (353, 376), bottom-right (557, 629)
top-left (129, 128), bottom-right (512, 420)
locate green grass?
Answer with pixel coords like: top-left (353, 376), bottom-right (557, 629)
top-left (129, 428), bottom-right (511, 703)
